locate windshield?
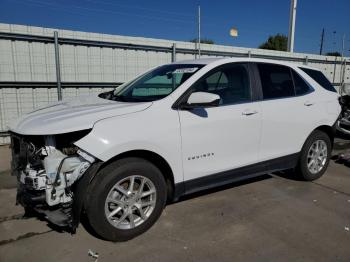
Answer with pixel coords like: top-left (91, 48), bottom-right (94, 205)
top-left (109, 64), bottom-right (204, 102)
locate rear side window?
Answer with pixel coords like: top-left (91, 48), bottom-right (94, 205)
top-left (299, 68), bottom-right (337, 92)
top-left (257, 63), bottom-right (295, 99)
top-left (292, 70), bottom-right (312, 96)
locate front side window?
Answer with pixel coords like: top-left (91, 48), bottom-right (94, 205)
top-left (110, 64), bottom-right (204, 102)
top-left (190, 64), bottom-right (251, 105)
top-left (299, 67), bottom-right (337, 93)
top-left (257, 63), bottom-right (295, 99)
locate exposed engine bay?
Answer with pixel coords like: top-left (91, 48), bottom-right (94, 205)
top-left (11, 130), bottom-right (96, 230)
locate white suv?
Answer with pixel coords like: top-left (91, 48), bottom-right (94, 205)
top-left (9, 58), bottom-right (341, 241)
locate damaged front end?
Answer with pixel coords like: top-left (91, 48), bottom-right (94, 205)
top-left (337, 95), bottom-right (350, 135)
top-left (11, 130), bottom-right (98, 232)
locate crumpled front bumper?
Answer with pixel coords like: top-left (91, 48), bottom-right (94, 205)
top-left (10, 132), bottom-right (102, 232)
top-left (16, 162), bottom-right (102, 231)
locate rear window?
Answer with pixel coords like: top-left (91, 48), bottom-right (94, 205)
top-left (299, 68), bottom-right (337, 93)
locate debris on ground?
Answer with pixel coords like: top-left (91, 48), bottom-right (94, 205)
top-left (345, 227), bottom-right (350, 232)
top-left (334, 153), bottom-right (350, 167)
top-left (88, 249), bottom-right (99, 262)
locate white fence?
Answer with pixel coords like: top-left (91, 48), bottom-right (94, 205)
top-left (0, 23), bottom-right (349, 144)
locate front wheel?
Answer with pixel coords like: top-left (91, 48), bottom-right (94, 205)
top-left (85, 158), bottom-right (167, 241)
top-left (296, 130), bottom-right (332, 181)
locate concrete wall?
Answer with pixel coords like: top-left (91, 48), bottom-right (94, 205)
top-left (0, 23), bottom-right (349, 144)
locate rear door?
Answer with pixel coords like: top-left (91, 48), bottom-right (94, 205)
top-left (254, 63), bottom-right (317, 162)
top-left (178, 63), bottom-right (262, 183)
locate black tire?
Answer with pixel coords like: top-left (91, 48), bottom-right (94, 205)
top-left (85, 157), bottom-right (167, 241)
top-left (296, 130), bottom-right (332, 181)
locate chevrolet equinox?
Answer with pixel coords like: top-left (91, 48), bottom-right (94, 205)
top-left (9, 58), bottom-right (341, 241)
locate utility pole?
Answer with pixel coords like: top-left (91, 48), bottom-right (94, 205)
top-left (197, 5), bottom-right (201, 58)
top-left (341, 33), bottom-right (346, 57)
top-left (287, 0), bottom-right (297, 52)
top-left (54, 31), bottom-right (62, 101)
top-left (319, 28), bottom-right (325, 55)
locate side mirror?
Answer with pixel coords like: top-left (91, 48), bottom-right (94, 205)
top-left (181, 92), bottom-right (220, 109)
top-left (166, 72), bottom-right (173, 79)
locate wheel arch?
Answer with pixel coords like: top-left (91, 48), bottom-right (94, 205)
top-left (298, 124), bottom-right (335, 156)
top-left (99, 150), bottom-right (176, 203)
top-left (313, 125), bottom-right (335, 146)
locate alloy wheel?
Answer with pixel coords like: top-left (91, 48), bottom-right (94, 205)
top-left (104, 175), bottom-right (157, 230)
top-left (307, 140), bottom-right (328, 174)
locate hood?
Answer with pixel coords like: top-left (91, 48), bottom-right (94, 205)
top-left (9, 94), bottom-right (152, 135)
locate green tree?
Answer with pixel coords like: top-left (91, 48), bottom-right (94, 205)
top-left (325, 51), bottom-right (341, 57)
top-left (259, 34), bottom-right (288, 51)
top-left (190, 38), bottom-right (215, 44)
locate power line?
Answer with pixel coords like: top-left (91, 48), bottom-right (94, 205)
top-left (83, 0), bottom-right (194, 18)
top-left (16, 0), bottom-right (195, 24)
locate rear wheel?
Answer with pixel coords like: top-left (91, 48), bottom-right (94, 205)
top-left (296, 130), bottom-right (331, 181)
top-left (86, 158), bottom-right (167, 241)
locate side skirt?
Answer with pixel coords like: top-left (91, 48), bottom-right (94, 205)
top-left (173, 153), bottom-right (299, 200)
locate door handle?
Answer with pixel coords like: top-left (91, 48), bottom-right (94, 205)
top-left (242, 109), bottom-right (258, 116)
top-left (304, 101), bottom-right (314, 106)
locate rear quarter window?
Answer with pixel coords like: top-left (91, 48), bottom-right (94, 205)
top-left (291, 70), bottom-right (313, 96)
top-left (299, 67), bottom-right (337, 93)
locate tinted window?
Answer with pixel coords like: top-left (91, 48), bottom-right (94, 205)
top-left (299, 67), bottom-right (337, 92)
top-left (292, 70), bottom-right (312, 95)
top-left (206, 71), bottom-right (229, 90)
top-left (257, 63), bottom-right (295, 99)
top-left (191, 64), bottom-right (251, 105)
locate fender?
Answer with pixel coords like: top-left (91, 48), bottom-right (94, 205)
top-left (74, 107), bottom-right (184, 184)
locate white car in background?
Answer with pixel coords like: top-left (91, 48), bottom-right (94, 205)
top-left (9, 58), bottom-right (341, 241)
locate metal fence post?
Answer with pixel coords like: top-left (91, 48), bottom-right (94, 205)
top-left (54, 31), bottom-right (62, 101)
top-left (172, 43), bottom-right (176, 62)
top-left (340, 58), bottom-right (347, 87)
top-left (333, 56), bottom-right (337, 84)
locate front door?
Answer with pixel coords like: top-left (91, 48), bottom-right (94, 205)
top-left (178, 63), bottom-right (262, 183)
